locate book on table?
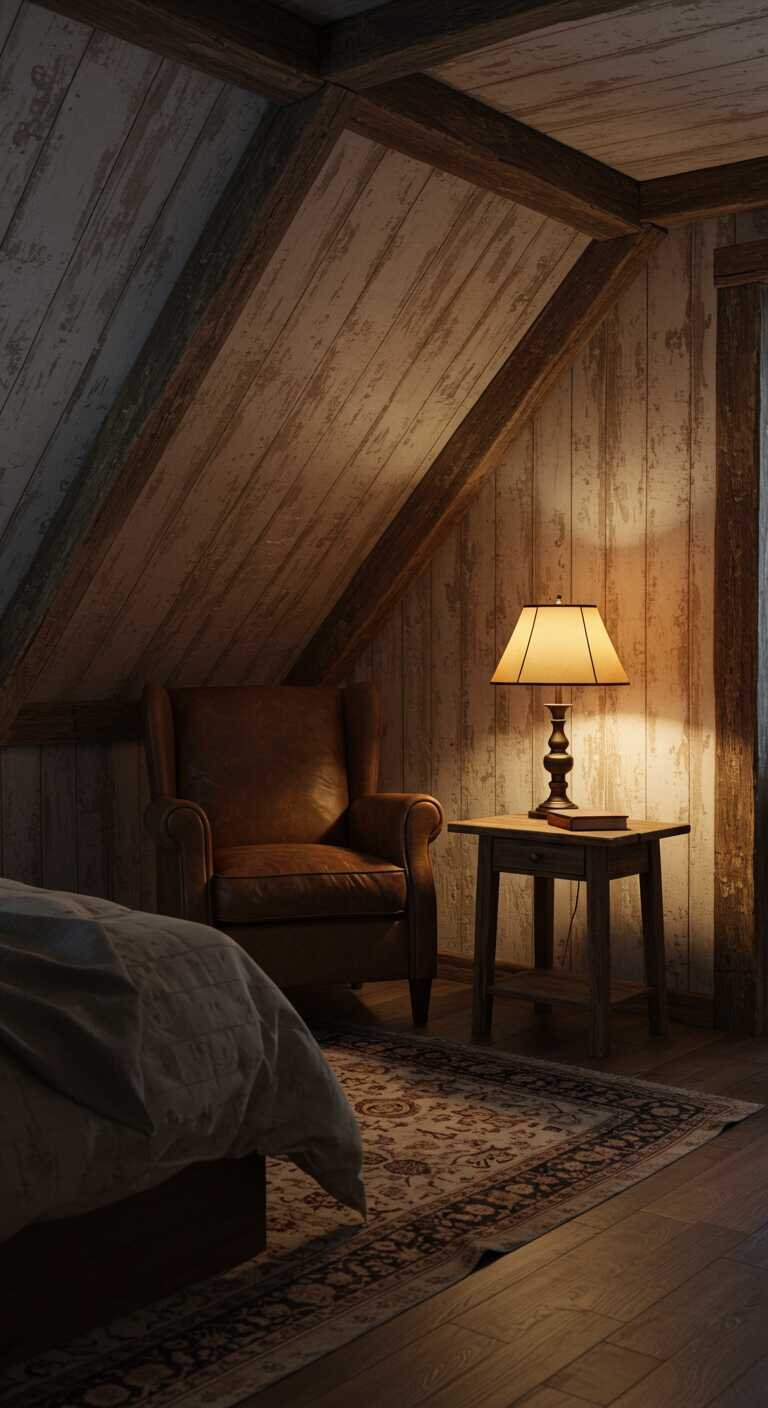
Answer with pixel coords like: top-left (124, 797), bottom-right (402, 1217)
top-left (546, 809), bottom-right (628, 832)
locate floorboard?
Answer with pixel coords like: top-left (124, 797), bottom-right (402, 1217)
top-left (245, 980), bottom-right (768, 1408)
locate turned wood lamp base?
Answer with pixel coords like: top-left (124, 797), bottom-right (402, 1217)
top-left (529, 701), bottom-right (577, 819)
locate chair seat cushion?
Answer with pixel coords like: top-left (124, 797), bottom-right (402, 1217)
top-left (213, 844), bottom-right (407, 924)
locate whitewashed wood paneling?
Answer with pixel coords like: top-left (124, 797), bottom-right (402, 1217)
top-left (0, 2), bottom-right (269, 619)
top-left (33, 140), bottom-right (586, 702)
top-left (430, 1), bottom-right (768, 178)
top-left (363, 221), bottom-right (730, 997)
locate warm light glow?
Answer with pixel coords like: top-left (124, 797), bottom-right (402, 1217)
top-left (491, 603), bottom-right (629, 686)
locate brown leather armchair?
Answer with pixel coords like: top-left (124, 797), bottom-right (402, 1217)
top-left (142, 683), bottom-right (443, 1024)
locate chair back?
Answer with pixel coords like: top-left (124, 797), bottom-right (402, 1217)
top-left (143, 683), bottom-right (381, 848)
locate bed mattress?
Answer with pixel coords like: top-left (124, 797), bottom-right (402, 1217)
top-left (0, 878), bottom-right (365, 1242)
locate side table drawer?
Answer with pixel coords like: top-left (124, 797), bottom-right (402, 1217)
top-left (492, 837), bottom-right (585, 879)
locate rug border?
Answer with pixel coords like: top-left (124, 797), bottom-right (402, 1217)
top-left (316, 1022), bottom-right (763, 1124)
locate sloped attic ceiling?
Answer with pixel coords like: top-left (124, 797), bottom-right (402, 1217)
top-left (4, 0), bottom-right (682, 722)
top-left (428, 0), bottom-right (768, 179)
top-left (0, 1), bottom-right (268, 617)
top-left (32, 131), bottom-right (587, 699)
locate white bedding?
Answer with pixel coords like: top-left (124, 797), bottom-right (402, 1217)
top-left (0, 879), bottom-right (365, 1243)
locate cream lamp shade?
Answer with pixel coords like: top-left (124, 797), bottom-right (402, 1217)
top-left (491, 599), bottom-right (628, 817)
top-left (492, 603), bottom-right (629, 687)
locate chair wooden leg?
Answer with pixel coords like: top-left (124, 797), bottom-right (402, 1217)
top-left (409, 978), bottom-right (432, 1026)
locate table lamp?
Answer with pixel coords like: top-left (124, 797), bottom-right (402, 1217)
top-left (491, 597), bottom-right (629, 819)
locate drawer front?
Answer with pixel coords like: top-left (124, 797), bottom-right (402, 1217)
top-left (493, 837), bottom-right (585, 879)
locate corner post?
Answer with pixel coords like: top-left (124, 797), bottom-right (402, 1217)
top-left (714, 263), bottom-right (768, 1034)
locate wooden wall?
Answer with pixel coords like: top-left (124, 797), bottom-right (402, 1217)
top-left (354, 216), bottom-right (768, 997)
top-left (3, 216), bottom-right (767, 999)
top-left (0, 741), bottom-right (155, 910)
top-left (0, 0), bottom-right (269, 622)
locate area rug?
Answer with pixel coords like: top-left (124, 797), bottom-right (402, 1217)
top-left (1, 1027), bottom-right (759, 1408)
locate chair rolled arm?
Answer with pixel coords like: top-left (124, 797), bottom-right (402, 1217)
top-left (349, 793), bottom-right (444, 869)
top-left (144, 796), bottom-right (213, 862)
top-left (144, 796), bottom-right (213, 924)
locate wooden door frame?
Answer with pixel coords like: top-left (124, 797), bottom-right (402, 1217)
top-left (714, 244), bottom-right (768, 1034)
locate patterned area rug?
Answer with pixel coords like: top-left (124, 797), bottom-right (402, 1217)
top-left (1, 1027), bottom-right (759, 1408)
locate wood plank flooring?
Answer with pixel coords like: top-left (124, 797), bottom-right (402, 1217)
top-left (245, 977), bottom-right (768, 1408)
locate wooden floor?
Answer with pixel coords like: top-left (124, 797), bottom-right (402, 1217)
top-left (244, 976), bottom-right (768, 1408)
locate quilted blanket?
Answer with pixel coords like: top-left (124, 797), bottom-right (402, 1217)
top-left (0, 879), bottom-right (365, 1242)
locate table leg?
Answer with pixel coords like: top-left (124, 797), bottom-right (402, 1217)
top-left (640, 838), bottom-right (669, 1038)
top-left (472, 836), bottom-right (500, 1039)
top-left (533, 875), bottom-right (554, 1013)
top-left (586, 849), bottom-right (611, 1058)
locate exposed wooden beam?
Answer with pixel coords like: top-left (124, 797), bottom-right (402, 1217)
top-left (38, 0), bottom-right (322, 103)
top-left (323, 0), bottom-right (647, 90)
top-left (714, 281), bottom-right (768, 1035)
top-left (0, 86), bottom-right (354, 738)
top-left (287, 225), bottom-right (664, 687)
top-left (641, 155), bottom-right (768, 227)
top-left (0, 701), bottom-right (142, 747)
top-left (349, 76), bottom-right (640, 240)
top-left (39, 4), bottom-right (640, 238)
top-left (714, 240), bottom-right (768, 289)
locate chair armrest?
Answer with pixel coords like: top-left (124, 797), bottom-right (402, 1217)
top-left (144, 796), bottom-right (213, 862)
top-left (144, 797), bottom-right (213, 924)
top-left (349, 793), bottom-right (443, 869)
top-left (350, 793), bottom-right (443, 983)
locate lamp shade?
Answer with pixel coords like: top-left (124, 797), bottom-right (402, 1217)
top-left (491, 603), bottom-right (629, 687)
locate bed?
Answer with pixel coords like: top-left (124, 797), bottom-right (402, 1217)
top-left (0, 879), bottom-right (365, 1365)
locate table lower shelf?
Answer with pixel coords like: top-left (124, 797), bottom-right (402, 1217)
top-left (490, 968), bottom-right (652, 1009)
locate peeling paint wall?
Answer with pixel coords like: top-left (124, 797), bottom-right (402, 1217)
top-left (0, 1), bottom-right (269, 621)
top-left (358, 218), bottom-right (767, 996)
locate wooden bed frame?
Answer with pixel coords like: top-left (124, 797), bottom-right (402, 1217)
top-left (0, 1150), bottom-right (266, 1367)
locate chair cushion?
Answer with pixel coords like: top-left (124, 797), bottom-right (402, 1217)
top-left (213, 844), bottom-right (407, 924)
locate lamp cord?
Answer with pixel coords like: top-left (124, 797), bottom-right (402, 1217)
top-left (560, 882), bottom-right (581, 970)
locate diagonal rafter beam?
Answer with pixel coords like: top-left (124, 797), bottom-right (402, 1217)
top-left (38, 0), bottom-right (323, 102)
top-left (287, 225), bottom-right (665, 687)
top-left (0, 86), bottom-right (353, 736)
top-left (322, 0), bottom-right (655, 90)
top-left (349, 76), bottom-right (641, 239)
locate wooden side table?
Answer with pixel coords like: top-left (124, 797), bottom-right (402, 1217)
top-left (448, 815), bottom-right (690, 1058)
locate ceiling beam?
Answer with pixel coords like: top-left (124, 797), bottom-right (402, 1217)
top-left (714, 240), bottom-right (768, 289)
top-left (286, 225), bottom-right (664, 687)
top-left (39, 3), bottom-right (640, 238)
top-left (0, 86), bottom-right (353, 737)
top-left (38, 0), bottom-right (322, 103)
top-left (349, 76), bottom-right (641, 239)
top-left (641, 155), bottom-right (768, 227)
top-left (323, 0), bottom-right (651, 90)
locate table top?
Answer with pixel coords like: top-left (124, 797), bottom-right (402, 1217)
top-left (447, 815), bottom-right (691, 847)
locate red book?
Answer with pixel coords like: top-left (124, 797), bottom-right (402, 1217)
top-left (547, 809), bottom-right (628, 832)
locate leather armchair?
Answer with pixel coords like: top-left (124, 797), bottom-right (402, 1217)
top-left (142, 682), bottom-right (443, 1024)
